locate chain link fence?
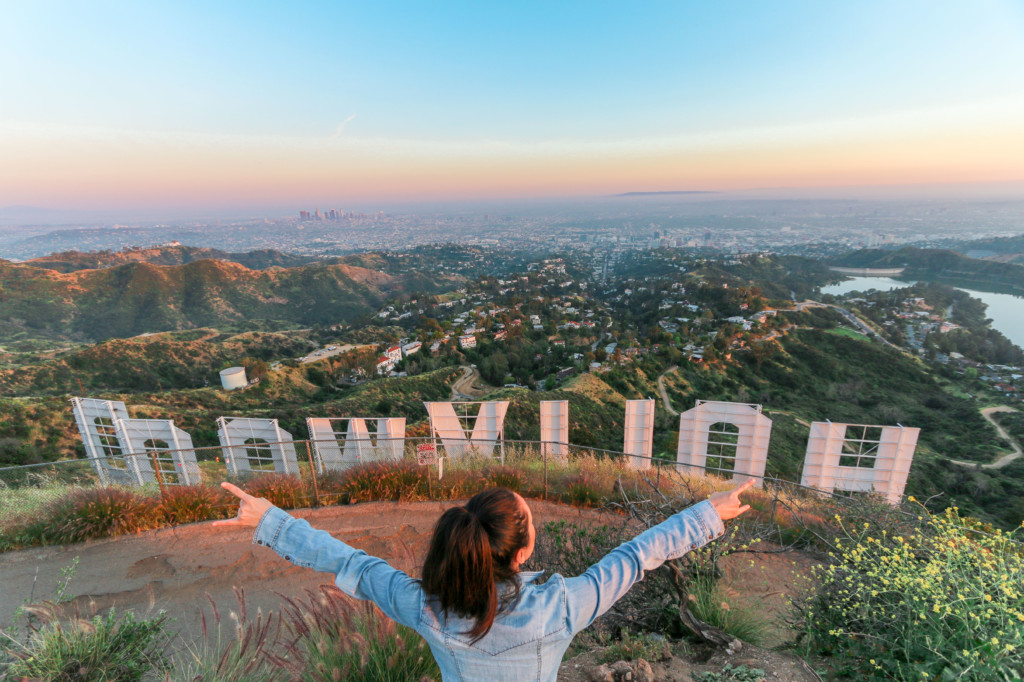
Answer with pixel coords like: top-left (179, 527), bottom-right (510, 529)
top-left (0, 436), bottom-right (909, 540)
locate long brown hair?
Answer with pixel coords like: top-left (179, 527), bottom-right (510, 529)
top-left (421, 487), bottom-right (530, 642)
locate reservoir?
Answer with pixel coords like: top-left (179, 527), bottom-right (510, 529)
top-left (820, 277), bottom-right (1024, 350)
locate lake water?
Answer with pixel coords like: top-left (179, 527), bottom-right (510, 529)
top-left (820, 277), bottom-right (1024, 349)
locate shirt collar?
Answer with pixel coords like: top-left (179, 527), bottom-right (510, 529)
top-left (519, 570), bottom-right (545, 584)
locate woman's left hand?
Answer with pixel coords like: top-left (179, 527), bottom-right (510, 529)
top-left (212, 482), bottom-right (273, 528)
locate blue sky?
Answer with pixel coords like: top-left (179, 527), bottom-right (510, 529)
top-left (2, 1), bottom-right (1024, 207)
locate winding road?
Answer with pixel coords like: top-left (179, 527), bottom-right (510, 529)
top-left (451, 365), bottom-right (487, 400)
top-left (948, 406), bottom-right (1022, 470)
top-left (657, 365), bottom-right (680, 416)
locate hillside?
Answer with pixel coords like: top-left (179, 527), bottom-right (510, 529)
top-left (948, 235), bottom-right (1024, 265)
top-left (0, 257), bottom-right (458, 342)
top-left (832, 247), bottom-right (1024, 294)
top-left (0, 329), bottom-right (314, 396)
top-left (21, 246), bottom-right (316, 272)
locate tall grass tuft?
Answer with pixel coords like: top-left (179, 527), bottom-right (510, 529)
top-left (559, 473), bottom-right (607, 507)
top-left (48, 488), bottom-right (163, 544)
top-left (160, 484), bottom-right (234, 524)
top-left (2, 606), bottom-right (171, 681)
top-left (686, 573), bottom-right (768, 646)
top-left (279, 585), bottom-right (440, 682)
top-left (171, 588), bottom-right (285, 682)
top-left (332, 460), bottom-right (428, 503)
top-left (241, 473), bottom-right (310, 509)
top-left (482, 465), bottom-right (523, 492)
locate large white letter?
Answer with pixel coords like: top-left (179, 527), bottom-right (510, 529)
top-left (801, 422), bottom-right (919, 504)
top-left (623, 399), bottom-right (656, 470)
top-left (676, 400), bottom-right (772, 485)
top-left (217, 417), bottom-right (298, 476)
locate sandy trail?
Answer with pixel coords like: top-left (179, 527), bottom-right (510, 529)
top-left (451, 364), bottom-right (490, 399)
top-left (949, 406), bottom-right (1021, 470)
top-left (0, 500), bottom-right (618, 645)
top-left (657, 365), bottom-right (679, 416)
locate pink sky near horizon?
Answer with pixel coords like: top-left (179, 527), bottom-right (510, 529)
top-left (2, 117), bottom-right (1024, 209)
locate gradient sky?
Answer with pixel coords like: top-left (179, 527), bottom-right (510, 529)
top-left (2, 1), bottom-right (1024, 210)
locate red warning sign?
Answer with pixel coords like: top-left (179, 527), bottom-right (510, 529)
top-left (416, 443), bottom-right (437, 465)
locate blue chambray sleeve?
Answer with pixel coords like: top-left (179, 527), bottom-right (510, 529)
top-left (253, 506), bottom-right (422, 629)
top-left (562, 499), bottom-right (725, 634)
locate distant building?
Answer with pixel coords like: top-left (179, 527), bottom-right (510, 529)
top-left (376, 356), bottom-right (396, 375)
top-left (402, 341), bottom-right (422, 356)
top-left (386, 345), bottom-right (403, 362)
top-left (459, 334), bottom-right (477, 349)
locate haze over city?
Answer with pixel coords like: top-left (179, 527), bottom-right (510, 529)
top-left (3, 1), bottom-right (1024, 217)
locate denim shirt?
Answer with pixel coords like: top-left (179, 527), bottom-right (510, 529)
top-left (253, 500), bottom-right (725, 682)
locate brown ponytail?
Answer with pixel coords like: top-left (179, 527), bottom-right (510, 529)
top-left (421, 487), bottom-right (530, 642)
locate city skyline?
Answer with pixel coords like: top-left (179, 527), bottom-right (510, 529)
top-left (2, 1), bottom-right (1024, 211)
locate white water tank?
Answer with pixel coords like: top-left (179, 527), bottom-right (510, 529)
top-left (220, 366), bottom-right (247, 390)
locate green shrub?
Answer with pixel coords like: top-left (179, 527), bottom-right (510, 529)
top-left (48, 488), bottom-right (163, 544)
top-left (279, 585), bottom-right (440, 681)
top-left (686, 573), bottom-right (768, 646)
top-left (160, 484), bottom-right (233, 524)
top-left (3, 608), bottom-right (171, 681)
top-left (799, 503), bottom-right (1024, 681)
top-left (241, 473), bottom-right (310, 509)
top-left (560, 473), bottom-right (607, 507)
top-left (599, 630), bottom-right (673, 664)
top-left (482, 464), bottom-right (524, 492)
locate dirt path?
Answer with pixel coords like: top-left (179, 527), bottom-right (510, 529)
top-left (451, 364), bottom-right (490, 400)
top-left (763, 408), bottom-right (812, 428)
top-left (949, 406), bottom-right (1022, 470)
top-left (657, 365), bottom-right (679, 416)
top-left (0, 501), bottom-right (620, 645)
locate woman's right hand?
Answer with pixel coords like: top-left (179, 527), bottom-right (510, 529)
top-left (212, 482), bottom-right (273, 528)
top-left (708, 479), bottom-right (755, 521)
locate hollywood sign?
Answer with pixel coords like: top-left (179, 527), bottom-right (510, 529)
top-left (70, 396), bottom-right (919, 503)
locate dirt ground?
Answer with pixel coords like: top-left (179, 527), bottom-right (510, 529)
top-left (0, 500), bottom-right (821, 678)
top-left (0, 500), bottom-right (621, 644)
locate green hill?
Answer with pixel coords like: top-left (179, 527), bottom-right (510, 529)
top-left (0, 329), bottom-right (314, 396)
top-left (832, 247), bottom-right (1024, 294)
top-left (0, 257), bottom-right (458, 343)
top-left (21, 246), bottom-right (316, 273)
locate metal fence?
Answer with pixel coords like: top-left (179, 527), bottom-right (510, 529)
top-left (0, 436), bottom-right (912, 534)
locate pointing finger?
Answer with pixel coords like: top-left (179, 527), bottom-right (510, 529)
top-left (736, 504), bottom-right (751, 516)
top-left (211, 518), bottom-right (242, 527)
top-left (733, 479), bottom-right (756, 495)
top-left (220, 482), bottom-right (250, 500)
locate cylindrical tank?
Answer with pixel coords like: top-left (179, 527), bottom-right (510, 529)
top-left (220, 366), bottom-right (247, 390)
